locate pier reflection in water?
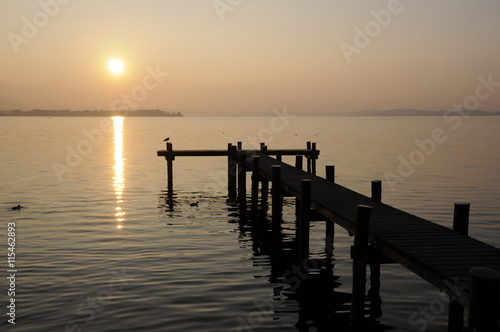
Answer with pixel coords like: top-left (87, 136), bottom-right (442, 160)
top-left (159, 186), bottom-right (393, 331)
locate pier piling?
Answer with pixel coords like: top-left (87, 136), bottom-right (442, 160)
top-left (468, 267), bottom-right (500, 331)
top-left (227, 144), bottom-right (237, 203)
top-left (166, 142), bottom-right (174, 189)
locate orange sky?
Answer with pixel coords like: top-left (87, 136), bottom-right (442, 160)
top-left (1, 0), bottom-right (500, 115)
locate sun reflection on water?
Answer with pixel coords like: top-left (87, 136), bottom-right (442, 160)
top-left (112, 116), bottom-right (125, 229)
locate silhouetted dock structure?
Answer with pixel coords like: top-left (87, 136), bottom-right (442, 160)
top-left (157, 142), bottom-right (500, 331)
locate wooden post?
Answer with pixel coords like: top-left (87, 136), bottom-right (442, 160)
top-left (228, 144), bottom-right (237, 203)
top-left (295, 155), bottom-right (303, 170)
top-left (261, 144), bottom-right (268, 154)
top-left (325, 165), bottom-right (335, 254)
top-left (251, 156), bottom-right (260, 217)
top-left (326, 165), bottom-right (335, 183)
top-left (306, 141), bottom-right (312, 173)
top-left (468, 267), bottom-right (500, 331)
top-left (453, 202), bottom-right (470, 236)
top-left (369, 181), bottom-right (382, 319)
top-left (166, 142), bottom-right (174, 189)
top-left (448, 202), bottom-right (470, 331)
top-left (276, 151), bottom-right (282, 162)
top-left (299, 179), bottom-right (311, 262)
top-left (371, 180), bottom-right (382, 202)
top-left (237, 141), bottom-right (242, 150)
top-left (311, 142), bottom-right (317, 175)
top-left (351, 205), bottom-right (372, 329)
top-left (238, 152), bottom-right (247, 214)
top-left (271, 166), bottom-right (282, 232)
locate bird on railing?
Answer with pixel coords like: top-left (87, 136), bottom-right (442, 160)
top-left (12, 204), bottom-right (23, 210)
top-left (190, 201), bottom-right (199, 207)
top-left (163, 137), bottom-right (170, 142)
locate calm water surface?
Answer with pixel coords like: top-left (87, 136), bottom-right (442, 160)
top-left (0, 116), bottom-right (499, 331)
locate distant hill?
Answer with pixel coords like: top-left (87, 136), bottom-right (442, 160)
top-left (0, 109), bottom-right (183, 117)
top-left (353, 109), bottom-right (500, 116)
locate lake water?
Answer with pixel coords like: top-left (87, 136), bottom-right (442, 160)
top-left (0, 115), bottom-right (499, 331)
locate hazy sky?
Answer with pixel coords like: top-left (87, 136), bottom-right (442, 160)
top-left (1, 0), bottom-right (500, 115)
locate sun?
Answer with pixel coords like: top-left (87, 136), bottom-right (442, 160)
top-left (107, 58), bottom-right (125, 75)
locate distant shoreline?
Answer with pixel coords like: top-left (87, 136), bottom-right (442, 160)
top-left (0, 109), bottom-right (183, 117)
top-left (1, 109), bottom-right (500, 117)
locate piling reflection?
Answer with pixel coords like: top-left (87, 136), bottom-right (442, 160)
top-left (155, 182), bottom-right (391, 330)
top-left (237, 198), bottom-right (393, 331)
top-left (112, 116), bottom-right (125, 229)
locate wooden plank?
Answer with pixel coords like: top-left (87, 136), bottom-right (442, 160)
top-left (157, 148), bottom-right (320, 157)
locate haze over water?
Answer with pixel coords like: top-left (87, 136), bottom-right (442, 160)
top-left (1, 116), bottom-right (499, 331)
top-left (2, 1), bottom-right (500, 330)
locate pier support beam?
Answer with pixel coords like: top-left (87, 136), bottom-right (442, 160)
top-left (299, 179), bottom-right (311, 262)
top-left (448, 202), bottom-right (470, 331)
top-left (271, 166), bottom-right (282, 233)
top-left (351, 204), bottom-right (373, 330)
top-left (468, 267), bottom-right (500, 331)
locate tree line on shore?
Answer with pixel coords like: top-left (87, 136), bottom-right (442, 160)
top-left (0, 109), bottom-right (183, 117)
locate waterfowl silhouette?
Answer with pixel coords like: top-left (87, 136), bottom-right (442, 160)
top-left (163, 137), bottom-right (170, 141)
top-left (190, 201), bottom-right (199, 207)
top-left (12, 204), bottom-right (22, 210)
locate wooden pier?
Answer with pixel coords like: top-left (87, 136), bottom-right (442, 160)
top-left (157, 142), bottom-right (500, 331)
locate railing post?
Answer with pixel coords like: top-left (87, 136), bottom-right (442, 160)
top-left (371, 180), bottom-right (382, 202)
top-left (468, 267), bottom-right (500, 331)
top-left (326, 165), bottom-right (335, 183)
top-left (351, 204), bottom-right (372, 330)
top-left (271, 166), bottom-right (282, 232)
top-left (299, 179), bottom-right (311, 262)
top-left (251, 156), bottom-right (260, 218)
top-left (306, 141), bottom-right (311, 173)
top-left (295, 155), bottom-right (303, 170)
top-left (448, 202), bottom-right (470, 330)
top-left (311, 142), bottom-right (317, 175)
top-left (237, 141), bottom-right (242, 150)
top-left (453, 202), bottom-right (470, 236)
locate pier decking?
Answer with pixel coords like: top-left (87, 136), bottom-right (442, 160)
top-left (157, 142), bottom-right (500, 330)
